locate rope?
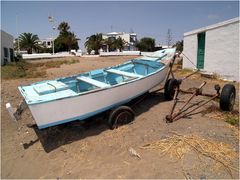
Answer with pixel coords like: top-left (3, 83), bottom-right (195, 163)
top-left (181, 52), bottom-right (198, 70)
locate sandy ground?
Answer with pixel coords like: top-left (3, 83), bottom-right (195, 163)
top-left (1, 56), bottom-right (239, 179)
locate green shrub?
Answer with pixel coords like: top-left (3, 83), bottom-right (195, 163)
top-left (225, 114), bottom-right (239, 126)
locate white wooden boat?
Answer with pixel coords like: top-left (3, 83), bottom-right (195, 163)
top-left (8, 48), bottom-right (176, 129)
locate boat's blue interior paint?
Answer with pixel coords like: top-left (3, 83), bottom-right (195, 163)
top-left (33, 81), bottom-right (68, 95)
top-left (19, 48), bottom-right (176, 105)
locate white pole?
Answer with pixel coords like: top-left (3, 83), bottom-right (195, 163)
top-left (16, 15), bottom-right (20, 53)
top-left (52, 36), bottom-right (55, 55)
top-left (48, 15), bottom-right (55, 55)
top-left (52, 23), bottom-right (55, 55)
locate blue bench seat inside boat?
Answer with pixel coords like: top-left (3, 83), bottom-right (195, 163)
top-left (33, 81), bottom-right (68, 95)
top-left (76, 76), bottom-right (110, 88)
top-left (106, 69), bottom-right (143, 78)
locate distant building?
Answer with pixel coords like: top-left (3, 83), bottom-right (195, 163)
top-left (183, 17), bottom-right (239, 81)
top-left (38, 38), bottom-right (53, 48)
top-left (1, 30), bottom-right (14, 65)
top-left (155, 44), bottom-right (172, 51)
top-left (102, 32), bottom-right (137, 51)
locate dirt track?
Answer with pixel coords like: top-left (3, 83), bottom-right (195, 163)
top-left (1, 56), bottom-right (239, 178)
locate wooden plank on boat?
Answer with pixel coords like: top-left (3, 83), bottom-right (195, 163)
top-left (106, 69), bottom-right (143, 78)
top-left (76, 76), bottom-right (110, 88)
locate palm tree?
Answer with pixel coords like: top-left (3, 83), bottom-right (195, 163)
top-left (54, 21), bottom-right (79, 52)
top-left (84, 33), bottom-right (103, 55)
top-left (65, 32), bottom-right (79, 51)
top-left (58, 22), bottom-right (70, 34)
top-left (19, 33), bottom-right (39, 54)
top-left (114, 37), bottom-right (126, 52)
top-left (102, 38), bottom-right (115, 52)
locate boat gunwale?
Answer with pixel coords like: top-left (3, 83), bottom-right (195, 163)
top-left (19, 60), bottom-right (170, 105)
top-left (19, 58), bottom-right (172, 105)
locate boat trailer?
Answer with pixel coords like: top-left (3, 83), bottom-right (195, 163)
top-left (162, 55), bottom-right (236, 123)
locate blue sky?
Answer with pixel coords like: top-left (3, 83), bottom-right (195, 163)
top-left (1, 1), bottom-right (239, 49)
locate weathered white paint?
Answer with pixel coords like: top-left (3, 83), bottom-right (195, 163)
top-left (183, 17), bottom-right (239, 81)
top-left (1, 30), bottom-right (14, 65)
top-left (100, 51), bottom-right (140, 56)
top-left (29, 66), bottom-right (169, 128)
top-left (22, 51), bottom-right (81, 60)
top-left (182, 35), bottom-right (198, 69)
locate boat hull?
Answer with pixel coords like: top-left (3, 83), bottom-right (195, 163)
top-left (29, 65), bottom-right (169, 129)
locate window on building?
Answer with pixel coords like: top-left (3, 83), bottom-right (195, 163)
top-left (4, 47), bottom-right (9, 58)
top-left (47, 41), bottom-right (51, 46)
top-left (130, 36), bottom-right (136, 43)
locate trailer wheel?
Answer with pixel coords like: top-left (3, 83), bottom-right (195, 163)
top-left (164, 78), bottom-right (179, 100)
top-left (108, 106), bottom-right (135, 129)
top-left (220, 84), bottom-right (236, 111)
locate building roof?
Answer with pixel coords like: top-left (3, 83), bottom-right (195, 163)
top-left (104, 32), bottom-right (137, 36)
top-left (184, 17), bottom-right (239, 37)
top-left (1, 30), bottom-right (14, 39)
top-left (106, 32), bottom-right (122, 35)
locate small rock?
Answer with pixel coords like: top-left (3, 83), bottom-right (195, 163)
top-left (60, 147), bottom-right (67, 153)
top-left (129, 147), bottom-right (141, 159)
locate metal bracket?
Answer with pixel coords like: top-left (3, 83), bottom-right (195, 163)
top-left (6, 100), bottom-right (27, 122)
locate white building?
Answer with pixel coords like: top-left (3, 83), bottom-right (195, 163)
top-left (1, 30), bottom-right (14, 65)
top-left (38, 38), bottom-right (53, 48)
top-left (102, 32), bottom-right (137, 51)
top-left (183, 17), bottom-right (239, 81)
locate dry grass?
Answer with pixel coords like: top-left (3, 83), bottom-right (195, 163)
top-left (1, 59), bottom-right (79, 79)
top-left (226, 124), bottom-right (240, 140)
top-left (204, 105), bottom-right (239, 126)
top-left (142, 133), bottom-right (238, 177)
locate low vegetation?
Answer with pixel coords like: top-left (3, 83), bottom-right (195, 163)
top-left (225, 113), bottom-right (239, 126)
top-left (179, 68), bottom-right (193, 74)
top-left (1, 59), bottom-right (79, 79)
top-left (205, 105), bottom-right (239, 126)
top-left (136, 37), bottom-right (155, 52)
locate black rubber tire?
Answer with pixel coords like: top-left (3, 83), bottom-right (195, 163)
top-left (164, 78), bottom-right (179, 100)
top-left (220, 84), bottom-right (236, 111)
top-left (108, 106), bottom-right (135, 129)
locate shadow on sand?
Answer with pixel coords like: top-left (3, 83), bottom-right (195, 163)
top-left (23, 92), bottom-right (166, 153)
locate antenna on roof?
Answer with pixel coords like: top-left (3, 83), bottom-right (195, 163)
top-left (110, 25), bottom-right (113, 32)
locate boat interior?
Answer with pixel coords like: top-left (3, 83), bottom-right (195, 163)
top-left (31, 59), bottom-right (165, 97)
top-left (18, 48), bottom-right (177, 104)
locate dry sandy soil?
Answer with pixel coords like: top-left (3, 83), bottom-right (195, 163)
top-left (1, 56), bottom-right (239, 179)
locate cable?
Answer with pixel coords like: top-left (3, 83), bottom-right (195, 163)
top-left (181, 52), bottom-right (198, 70)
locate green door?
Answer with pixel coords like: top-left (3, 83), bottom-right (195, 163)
top-left (197, 32), bottom-right (205, 69)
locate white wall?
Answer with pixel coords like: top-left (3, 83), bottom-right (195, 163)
top-left (1, 30), bottom-right (14, 65)
top-left (183, 18), bottom-right (239, 81)
top-left (182, 34), bottom-right (198, 69)
top-left (22, 52), bottom-right (78, 60)
top-left (120, 33), bottom-right (130, 43)
top-left (100, 51), bottom-right (140, 56)
top-left (204, 21), bottom-right (239, 81)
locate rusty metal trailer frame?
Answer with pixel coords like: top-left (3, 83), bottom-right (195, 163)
top-left (152, 55), bottom-right (235, 123)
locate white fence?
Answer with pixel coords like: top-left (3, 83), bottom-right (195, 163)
top-left (100, 51), bottom-right (141, 56)
top-left (22, 52), bottom-right (82, 60)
